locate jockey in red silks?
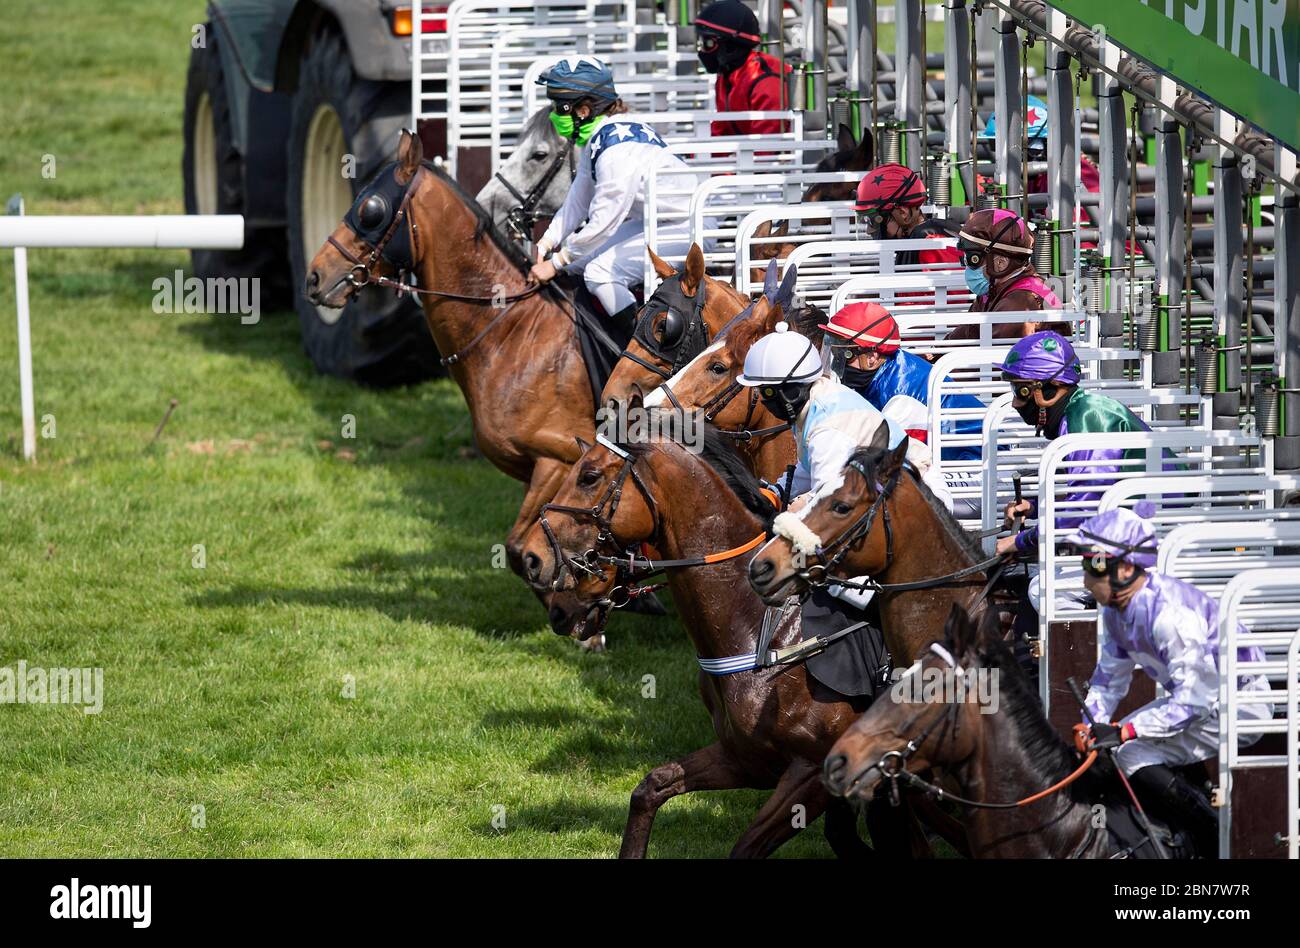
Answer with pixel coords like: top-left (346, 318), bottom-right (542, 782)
top-left (695, 0), bottom-right (791, 137)
top-left (853, 163), bottom-right (961, 268)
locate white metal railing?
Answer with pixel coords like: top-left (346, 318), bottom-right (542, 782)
top-left (1217, 569), bottom-right (1300, 857)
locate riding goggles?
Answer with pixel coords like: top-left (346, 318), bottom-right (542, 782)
top-left (958, 246), bottom-right (988, 269)
top-left (758, 382), bottom-right (806, 403)
top-left (1080, 554), bottom-right (1112, 579)
top-left (1003, 372), bottom-right (1062, 403)
top-left (696, 35), bottom-right (721, 53)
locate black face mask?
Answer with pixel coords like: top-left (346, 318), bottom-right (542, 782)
top-left (841, 365), bottom-right (879, 392)
top-left (699, 40), bottom-right (751, 75)
top-left (759, 384), bottom-right (809, 423)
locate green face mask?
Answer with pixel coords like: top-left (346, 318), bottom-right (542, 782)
top-left (549, 111), bottom-right (605, 147)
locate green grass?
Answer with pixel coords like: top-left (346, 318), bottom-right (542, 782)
top-left (0, 0), bottom-right (841, 857)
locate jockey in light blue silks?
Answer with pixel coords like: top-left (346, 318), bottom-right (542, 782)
top-left (527, 57), bottom-right (700, 329)
top-left (1068, 505), bottom-right (1272, 857)
top-left (738, 323), bottom-right (952, 608)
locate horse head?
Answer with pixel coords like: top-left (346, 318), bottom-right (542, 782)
top-left (804, 123), bottom-right (875, 202)
top-left (475, 106), bottom-right (573, 239)
top-left (822, 603), bottom-right (997, 803)
top-left (748, 422), bottom-right (911, 604)
top-left (519, 424), bottom-right (659, 639)
top-left (600, 244), bottom-right (749, 409)
top-left (304, 128), bottom-right (429, 310)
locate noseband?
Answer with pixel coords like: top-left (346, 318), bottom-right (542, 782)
top-left (493, 144), bottom-right (576, 244)
top-left (804, 458), bottom-right (901, 585)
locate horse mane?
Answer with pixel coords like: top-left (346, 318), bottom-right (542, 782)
top-left (846, 445), bottom-right (986, 565)
top-left (623, 420), bottom-right (776, 528)
top-left (970, 634), bottom-right (1115, 801)
top-left (422, 160), bottom-right (533, 272)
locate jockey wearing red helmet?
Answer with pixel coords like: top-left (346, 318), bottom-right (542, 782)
top-left (695, 1), bottom-right (791, 137)
top-left (820, 302), bottom-right (983, 461)
top-left (854, 163), bottom-right (960, 267)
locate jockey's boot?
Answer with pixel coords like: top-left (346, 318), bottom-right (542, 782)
top-left (1129, 763), bottom-right (1218, 858)
top-left (607, 303), bottom-right (639, 351)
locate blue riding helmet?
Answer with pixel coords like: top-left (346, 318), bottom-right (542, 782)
top-left (536, 56), bottom-right (618, 104)
top-left (979, 95), bottom-right (1049, 143)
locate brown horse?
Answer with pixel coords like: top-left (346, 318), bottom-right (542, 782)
top-left (749, 429), bottom-right (1007, 670)
top-left (642, 262), bottom-right (811, 485)
top-left (599, 245), bottom-right (751, 408)
top-left (305, 130), bottom-right (600, 606)
top-left (518, 426), bottom-right (908, 857)
top-left (822, 604), bottom-right (1178, 858)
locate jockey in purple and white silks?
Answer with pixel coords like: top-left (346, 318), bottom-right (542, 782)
top-left (1068, 505), bottom-right (1272, 857)
top-left (738, 324), bottom-right (951, 608)
top-left (527, 57), bottom-right (701, 326)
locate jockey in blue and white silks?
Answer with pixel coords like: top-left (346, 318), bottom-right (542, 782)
top-left (1068, 505), bottom-right (1272, 856)
top-left (527, 57), bottom-right (700, 320)
top-left (737, 324), bottom-right (951, 608)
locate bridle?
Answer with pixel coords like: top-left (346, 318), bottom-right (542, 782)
top-left (492, 144), bottom-right (576, 244)
top-left (325, 161), bottom-right (547, 367)
top-left (793, 457), bottom-right (1006, 596)
top-left (623, 275), bottom-right (713, 381)
top-left (859, 643), bottom-right (1099, 817)
top-left (537, 434), bottom-right (772, 604)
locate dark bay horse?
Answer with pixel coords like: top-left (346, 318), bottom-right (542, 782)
top-left (823, 604), bottom-right (1176, 858)
top-left (518, 427), bottom-right (898, 858)
top-left (306, 130), bottom-right (601, 605)
top-left (599, 245), bottom-right (751, 408)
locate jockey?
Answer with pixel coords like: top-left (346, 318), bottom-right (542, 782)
top-left (976, 95), bottom-right (1102, 197)
top-left (995, 331), bottom-right (1155, 561)
top-left (695, 0), bottom-right (791, 136)
top-left (737, 323), bottom-right (950, 607)
top-left (853, 163), bottom-right (960, 267)
top-left (1068, 505), bottom-right (1272, 856)
top-left (821, 303), bottom-right (983, 462)
top-left (529, 57), bottom-right (699, 327)
top-left (958, 208), bottom-right (1063, 315)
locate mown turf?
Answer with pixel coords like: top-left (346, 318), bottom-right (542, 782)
top-left (0, 0), bottom-right (844, 857)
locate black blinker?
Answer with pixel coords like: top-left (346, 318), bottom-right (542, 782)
top-left (358, 195), bottom-right (389, 231)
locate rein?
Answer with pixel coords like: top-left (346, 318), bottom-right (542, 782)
top-left (492, 142), bottom-right (576, 243)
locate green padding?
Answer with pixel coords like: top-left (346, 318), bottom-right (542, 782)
top-left (1193, 161), bottom-right (1209, 196)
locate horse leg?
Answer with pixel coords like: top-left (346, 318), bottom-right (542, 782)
top-left (620, 742), bottom-right (752, 859)
top-left (865, 792), bottom-right (925, 859)
top-left (824, 796), bottom-right (874, 859)
top-left (729, 759), bottom-right (828, 859)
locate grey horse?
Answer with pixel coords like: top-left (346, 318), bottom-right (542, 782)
top-left (475, 106), bottom-right (575, 242)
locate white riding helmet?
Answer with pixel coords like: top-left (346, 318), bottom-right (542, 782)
top-left (736, 323), bottom-right (824, 387)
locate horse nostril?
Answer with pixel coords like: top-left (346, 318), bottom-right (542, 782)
top-left (524, 552), bottom-right (542, 582)
top-left (823, 753), bottom-right (848, 794)
top-left (307, 270), bottom-right (320, 289)
top-left (750, 557), bottom-right (773, 584)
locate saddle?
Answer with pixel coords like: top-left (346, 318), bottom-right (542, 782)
top-left (756, 589), bottom-right (892, 699)
top-left (552, 274), bottom-right (636, 406)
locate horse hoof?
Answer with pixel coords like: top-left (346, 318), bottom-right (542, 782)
top-left (577, 633), bottom-right (607, 653)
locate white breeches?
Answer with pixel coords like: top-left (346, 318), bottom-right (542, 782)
top-left (566, 221), bottom-right (695, 314)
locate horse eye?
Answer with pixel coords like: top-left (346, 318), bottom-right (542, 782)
top-left (579, 469), bottom-right (602, 488)
top-left (833, 501), bottom-right (852, 515)
top-left (708, 362), bottom-right (727, 375)
top-left (530, 150), bottom-right (548, 161)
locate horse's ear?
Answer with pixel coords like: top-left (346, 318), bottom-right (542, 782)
top-left (836, 123), bottom-right (857, 154)
top-left (977, 605), bottom-right (1002, 650)
top-left (855, 127), bottom-right (874, 168)
top-left (681, 243), bottom-right (706, 296)
top-left (867, 422), bottom-right (890, 454)
top-left (944, 603), bottom-right (977, 657)
top-left (776, 264), bottom-right (798, 309)
top-left (772, 219), bottom-right (789, 238)
top-left (648, 247), bottom-right (678, 279)
top-left (397, 128), bottom-right (423, 183)
top-left (575, 436), bottom-right (593, 454)
top-left (762, 258), bottom-right (779, 301)
top-left (879, 432), bottom-right (909, 478)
